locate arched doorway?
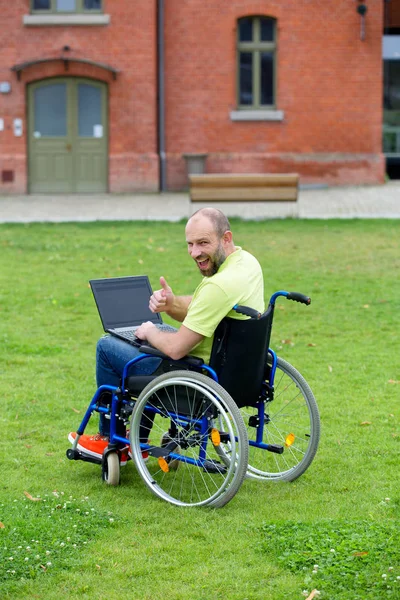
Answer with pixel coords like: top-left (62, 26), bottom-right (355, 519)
top-left (28, 77), bottom-right (108, 193)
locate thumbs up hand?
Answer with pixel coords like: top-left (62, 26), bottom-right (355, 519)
top-left (149, 276), bottom-right (174, 313)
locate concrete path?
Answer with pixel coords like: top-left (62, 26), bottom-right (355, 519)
top-left (0, 181), bottom-right (399, 223)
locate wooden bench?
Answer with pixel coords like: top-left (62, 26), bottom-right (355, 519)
top-left (189, 173), bottom-right (299, 203)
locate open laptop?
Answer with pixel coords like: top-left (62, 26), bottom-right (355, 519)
top-left (89, 276), bottom-right (176, 346)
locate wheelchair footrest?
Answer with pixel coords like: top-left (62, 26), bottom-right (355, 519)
top-left (66, 448), bottom-right (102, 465)
top-left (147, 443), bottom-right (177, 459)
top-left (267, 444), bottom-right (284, 454)
top-left (202, 460), bottom-right (227, 474)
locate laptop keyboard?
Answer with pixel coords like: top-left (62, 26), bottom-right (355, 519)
top-left (119, 329), bottom-right (138, 341)
top-left (118, 324), bottom-right (177, 341)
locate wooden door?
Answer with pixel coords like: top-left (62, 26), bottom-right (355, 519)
top-left (28, 78), bottom-right (108, 193)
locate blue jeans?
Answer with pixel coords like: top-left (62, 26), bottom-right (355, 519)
top-left (96, 335), bottom-right (162, 436)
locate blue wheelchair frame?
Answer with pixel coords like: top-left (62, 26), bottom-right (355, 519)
top-left (68, 291), bottom-right (294, 465)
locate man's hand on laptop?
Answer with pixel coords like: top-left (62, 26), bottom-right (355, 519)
top-left (135, 320), bottom-right (202, 361)
top-left (135, 321), bottom-right (156, 342)
top-left (149, 276), bottom-right (174, 313)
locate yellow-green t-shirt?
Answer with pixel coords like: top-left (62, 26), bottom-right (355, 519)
top-left (182, 246), bottom-right (264, 362)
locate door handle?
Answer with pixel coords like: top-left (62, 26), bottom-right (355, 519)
top-left (66, 143), bottom-right (72, 152)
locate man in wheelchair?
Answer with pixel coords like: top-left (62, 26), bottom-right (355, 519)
top-left (68, 207), bottom-right (265, 461)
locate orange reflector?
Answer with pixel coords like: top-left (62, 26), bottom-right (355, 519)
top-left (158, 457), bottom-right (169, 472)
top-left (285, 433), bottom-right (295, 447)
top-left (211, 428), bottom-right (221, 446)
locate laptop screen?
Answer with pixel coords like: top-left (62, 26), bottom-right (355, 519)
top-left (90, 276), bottom-right (163, 330)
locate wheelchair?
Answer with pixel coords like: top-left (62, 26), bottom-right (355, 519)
top-left (67, 290), bottom-right (320, 508)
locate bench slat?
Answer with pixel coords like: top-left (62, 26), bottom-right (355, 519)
top-left (189, 173), bottom-right (299, 203)
top-left (189, 173), bottom-right (299, 188)
top-left (190, 186), bottom-right (298, 202)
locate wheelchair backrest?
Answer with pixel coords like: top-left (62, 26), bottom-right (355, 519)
top-left (209, 304), bottom-right (274, 408)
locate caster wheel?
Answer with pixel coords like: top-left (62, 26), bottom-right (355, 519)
top-left (102, 452), bottom-right (120, 486)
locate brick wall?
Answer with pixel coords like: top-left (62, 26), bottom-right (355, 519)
top-left (0, 0), bottom-right (386, 194)
top-left (0, 0), bottom-right (158, 193)
top-left (164, 0), bottom-right (385, 189)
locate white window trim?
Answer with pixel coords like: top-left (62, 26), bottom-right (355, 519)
top-left (23, 14), bottom-right (110, 25)
top-left (230, 110), bottom-right (284, 122)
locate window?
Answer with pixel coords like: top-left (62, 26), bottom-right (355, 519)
top-left (31, 0), bottom-right (102, 13)
top-left (237, 16), bottom-right (276, 109)
top-left (383, 60), bottom-right (400, 154)
top-left (34, 83), bottom-right (67, 136)
top-left (383, 2), bottom-right (400, 159)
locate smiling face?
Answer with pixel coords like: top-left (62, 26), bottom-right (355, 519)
top-left (185, 213), bottom-right (234, 277)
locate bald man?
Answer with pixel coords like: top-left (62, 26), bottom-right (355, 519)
top-left (69, 208), bottom-right (264, 458)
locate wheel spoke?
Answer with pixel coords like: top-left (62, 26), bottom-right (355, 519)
top-left (129, 371), bottom-right (248, 507)
top-left (217, 357), bottom-right (320, 482)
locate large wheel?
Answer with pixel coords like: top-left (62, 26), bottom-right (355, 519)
top-left (102, 451), bottom-right (120, 486)
top-left (129, 370), bottom-right (248, 508)
top-left (217, 357), bottom-right (320, 482)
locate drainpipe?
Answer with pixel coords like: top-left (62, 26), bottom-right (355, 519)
top-left (157, 0), bottom-right (167, 191)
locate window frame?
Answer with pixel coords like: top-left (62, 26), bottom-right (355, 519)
top-left (31, 0), bottom-right (103, 14)
top-left (237, 15), bottom-right (277, 110)
top-left (383, 58), bottom-right (400, 156)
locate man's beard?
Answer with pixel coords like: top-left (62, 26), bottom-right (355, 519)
top-left (197, 244), bottom-right (226, 277)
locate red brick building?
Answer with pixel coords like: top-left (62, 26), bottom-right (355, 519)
top-left (0, 0), bottom-right (397, 194)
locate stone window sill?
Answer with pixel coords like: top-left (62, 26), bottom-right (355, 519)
top-left (23, 14), bottom-right (110, 26)
top-left (230, 110), bottom-right (284, 122)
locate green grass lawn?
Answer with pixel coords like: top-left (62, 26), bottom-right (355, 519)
top-left (1, 219), bottom-right (399, 599)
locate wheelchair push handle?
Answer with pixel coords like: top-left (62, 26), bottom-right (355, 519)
top-left (287, 292), bottom-right (311, 305)
top-left (233, 291), bottom-right (310, 319)
top-left (269, 290), bottom-right (311, 306)
top-left (233, 305), bottom-right (262, 319)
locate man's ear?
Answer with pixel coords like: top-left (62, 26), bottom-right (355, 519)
top-left (222, 230), bottom-right (233, 244)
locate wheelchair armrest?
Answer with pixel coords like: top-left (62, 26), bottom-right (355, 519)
top-left (139, 344), bottom-right (168, 359)
top-left (139, 345), bottom-right (204, 368)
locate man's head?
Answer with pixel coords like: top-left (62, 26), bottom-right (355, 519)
top-left (185, 208), bottom-right (235, 277)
